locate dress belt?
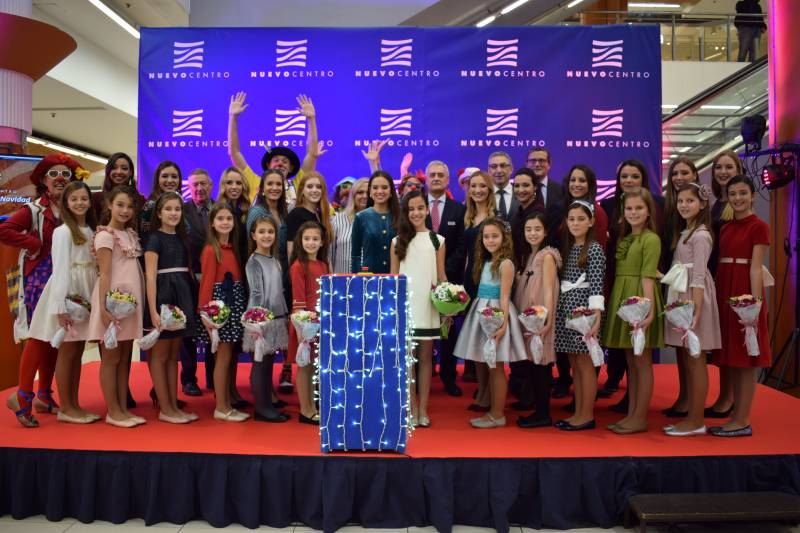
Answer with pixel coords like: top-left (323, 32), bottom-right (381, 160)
top-left (718, 258), bottom-right (775, 287)
top-left (157, 267), bottom-right (190, 274)
top-left (719, 257), bottom-right (749, 264)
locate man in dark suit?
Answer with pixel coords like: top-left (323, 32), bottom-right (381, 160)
top-left (526, 148), bottom-right (564, 237)
top-left (182, 169), bottom-right (213, 395)
top-left (488, 151), bottom-right (519, 222)
top-left (425, 160), bottom-right (467, 397)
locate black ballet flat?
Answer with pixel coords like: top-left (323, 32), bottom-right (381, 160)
top-left (272, 399), bottom-right (288, 409)
top-left (232, 399), bottom-right (253, 410)
top-left (709, 424), bottom-right (751, 437)
top-left (299, 413), bottom-right (320, 425)
top-left (704, 406), bottom-right (734, 418)
top-left (558, 419), bottom-right (596, 432)
top-left (517, 414), bottom-right (552, 429)
top-left (254, 411), bottom-right (290, 423)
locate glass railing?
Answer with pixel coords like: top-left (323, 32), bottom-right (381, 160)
top-left (661, 57), bottom-right (768, 173)
top-left (565, 11), bottom-right (768, 62)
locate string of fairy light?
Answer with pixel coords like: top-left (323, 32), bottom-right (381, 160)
top-left (318, 274), bottom-right (415, 453)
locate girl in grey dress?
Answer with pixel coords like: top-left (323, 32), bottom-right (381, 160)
top-left (245, 215), bottom-right (290, 422)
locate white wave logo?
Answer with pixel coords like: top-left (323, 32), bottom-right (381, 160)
top-left (486, 39), bottom-right (518, 67)
top-left (380, 38), bottom-right (412, 67)
top-left (274, 109), bottom-right (307, 137)
top-left (596, 179), bottom-right (618, 201)
top-left (172, 109), bottom-right (203, 138)
top-left (591, 108), bottom-right (623, 138)
top-left (380, 108), bottom-right (412, 137)
top-left (591, 39), bottom-right (623, 68)
top-left (486, 108), bottom-right (519, 137)
top-left (276, 39), bottom-right (308, 68)
top-left (173, 41), bottom-right (204, 69)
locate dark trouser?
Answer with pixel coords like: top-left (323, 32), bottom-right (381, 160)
top-left (531, 363), bottom-right (553, 417)
top-left (510, 360), bottom-right (534, 403)
top-left (605, 348), bottom-right (627, 387)
top-left (437, 317), bottom-right (461, 387)
top-left (737, 27), bottom-right (761, 62)
top-left (251, 355), bottom-right (280, 418)
top-left (180, 336), bottom-right (198, 387)
top-left (554, 353), bottom-right (572, 389)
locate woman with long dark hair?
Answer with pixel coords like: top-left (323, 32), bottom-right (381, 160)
top-left (350, 170), bottom-right (400, 273)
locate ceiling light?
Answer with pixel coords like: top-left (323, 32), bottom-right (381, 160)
top-left (628, 2), bottom-right (681, 8)
top-left (566, 0), bottom-right (585, 8)
top-left (26, 136), bottom-right (108, 164)
top-left (87, 0), bottom-right (140, 39)
top-left (476, 14), bottom-right (496, 27)
top-left (661, 104), bottom-right (678, 109)
top-left (501, 0), bottom-right (530, 15)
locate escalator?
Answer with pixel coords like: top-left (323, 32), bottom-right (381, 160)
top-left (662, 56), bottom-right (768, 170)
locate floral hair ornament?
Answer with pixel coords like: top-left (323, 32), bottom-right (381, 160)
top-left (569, 199), bottom-right (594, 215)
top-left (688, 182), bottom-right (712, 202)
top-left (74, 167), bottom-right (91, 181)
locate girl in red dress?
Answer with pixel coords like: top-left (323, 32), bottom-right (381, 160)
top-left (288, 221), bottom-right (329, 425)
top-left (712, 175), bottom-right (770, 437)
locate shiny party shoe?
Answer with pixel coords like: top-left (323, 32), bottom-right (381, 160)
top-left (417, 416), bottom-right (431, 428)
top-left (709, 424), bottom-right (752, 437)
top-left (665, 425), bottom-right (707, 437)
top-left (298, 413), bottom-right (320, 425)
top-left (105, 415), bottom-right (138, 428)
top-left (34, 390), bottom-right (59, 414)
top-left (470, 414), bottom-right (506, 428)
top-left (57, 412), bottom-right (95, 424)
top-left (7, 391), bottom-right (39, 428)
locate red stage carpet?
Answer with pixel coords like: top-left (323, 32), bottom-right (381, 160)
top-left (2, 362), bottom-right (799, 458)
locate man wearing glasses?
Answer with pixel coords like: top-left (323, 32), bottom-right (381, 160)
top-left (487, 151), bottom-right (518, 222)
top-left (526, 148), bottom-right (563, 236)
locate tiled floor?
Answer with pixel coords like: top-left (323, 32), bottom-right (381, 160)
top-left (1, 516), bottom-right (799, 533)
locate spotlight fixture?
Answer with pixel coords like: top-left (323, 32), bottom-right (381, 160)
top-left (762, 152), bottom-right (796, 191)
top-left (741, 114), bottom-right (767, 152)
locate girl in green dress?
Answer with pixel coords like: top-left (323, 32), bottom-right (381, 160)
top-left (603, 188), bottom-right (664, 434)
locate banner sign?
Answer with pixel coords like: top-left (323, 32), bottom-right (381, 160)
top-left (138, 25), bottom-right (661, 200)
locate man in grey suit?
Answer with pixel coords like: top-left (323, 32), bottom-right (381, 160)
top-left (488, 151), bottom-right (518, 222)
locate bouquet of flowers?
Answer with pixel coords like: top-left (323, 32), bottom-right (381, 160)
top-left (565, 307), bottom-right (604, 366)
top-left (241, 306), bottom-right (275, 362)
top-left (518, 306), bottom-right (549, 364)
top-left (200, 300), bottom-right (231, 353)
top-left (478, 306), bottom-right (505, 369)
top-left (51, 294), bottom-right (91, 348)
top-left (430, 282), bottom-right (470, 339)
top-left (291, 310), bottom-right (320, 367)
top-left (729, 294), bottom-right (762, 356)
top-left (138, 305), bottom-right (187, 350)
top-left (616, 296), bottom-right (652, 356)
top-left (664, 300), bottom-right (701, 357)
top-left (103, 289), bottom-right (137, 349)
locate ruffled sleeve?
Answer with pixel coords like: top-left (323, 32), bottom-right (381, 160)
top-left (533, 246), bottom-right (563, 272)
top-left (689, 227), bottom-right (712, 289)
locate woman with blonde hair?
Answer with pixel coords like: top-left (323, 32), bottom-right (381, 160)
top-left (331, 177), bottom-right (369, 273)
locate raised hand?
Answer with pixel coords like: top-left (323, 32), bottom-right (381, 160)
top-left (229, 91), bottom-right (249, 116)
top-left (400, 152), bottom-right (413, 177)
top-left (296, 94), bottom-right (315, 118)
top-left (313, 140), bottom-right (328, 158)
top-left (361, 139), bottom-right (388, 162)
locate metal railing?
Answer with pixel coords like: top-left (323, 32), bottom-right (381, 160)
top-left (564, 11), bottom-right (768, 62)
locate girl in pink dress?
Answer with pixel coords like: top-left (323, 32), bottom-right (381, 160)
top-left (87, 186), bottom-right (145, 428)
top-left (711, 175), bottom-right (770, 437)
top-left (513, 211), bottom-right (561, 429)
top-left (662, 183), bottom-right (721, 437)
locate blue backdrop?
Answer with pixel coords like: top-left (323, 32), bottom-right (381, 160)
top-left (138, 25), bottom-right (661, 200)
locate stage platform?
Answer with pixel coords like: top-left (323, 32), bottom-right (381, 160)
top-left (1, 363), bottom-right (799, 532)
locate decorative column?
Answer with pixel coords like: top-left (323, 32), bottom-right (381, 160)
top-left (767, 0), bottom-right (800, 383)
top-left (0, 0), bottom-right (76, 389)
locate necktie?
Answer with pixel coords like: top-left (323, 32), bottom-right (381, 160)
top-left (431, 199), bottom-right (441, 232)
top-left (498, 189), bottom-right (508, 219)
top-left (199, 204), bottom-right (209, 229)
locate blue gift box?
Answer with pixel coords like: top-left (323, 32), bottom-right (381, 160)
top-left (318, 274), bottom-right (412, 453)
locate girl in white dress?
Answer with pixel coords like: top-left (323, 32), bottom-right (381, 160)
top-left (28, 181), bottom-right (99, 424)
top-left (391, 190), bottom-right (446, 428)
